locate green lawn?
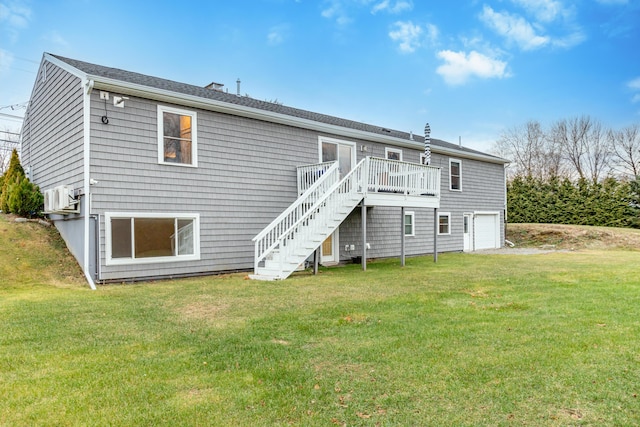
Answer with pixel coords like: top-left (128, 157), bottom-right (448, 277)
top-left (1, 217), bottom-right (639, 426)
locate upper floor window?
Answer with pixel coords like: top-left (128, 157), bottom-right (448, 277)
top-left (385, 147), bottom-right (402, 161)
top-left (158, 105), bottom-right (197, 167)
top-left (449, 159), bottom-right (461, 191)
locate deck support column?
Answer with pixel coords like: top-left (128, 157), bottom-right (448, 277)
top-left (400, 207), bottom-right (405, 266)
top-left (362, 203), bottom-right (367, 271)
top-left (433, 207), bottom-right (438, 263)
top-left (313, 247), bottom-right (320, 275)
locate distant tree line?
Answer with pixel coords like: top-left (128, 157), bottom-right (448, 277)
top-left (493, 116), bottom-right (640, 227)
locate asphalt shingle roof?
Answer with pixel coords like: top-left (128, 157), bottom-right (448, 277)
top-left (50, 53), bottom-right (505, 162)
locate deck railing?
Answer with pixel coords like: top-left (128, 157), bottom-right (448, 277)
top-left (296, 161), bottom-right (337, 195)
top-left (253, 157), bottom-right (441, 277)
top-left (367, 157), bottom-right (440, 196)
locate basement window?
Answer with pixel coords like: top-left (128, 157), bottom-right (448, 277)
top-left (404, 211), bottom-right (415, 237)
top-left (438, 213), bottom-right (451, 235)
top-left (158, 105), bottom-right (198, 167)
top-left (106, 213), bottom-right (200, 265)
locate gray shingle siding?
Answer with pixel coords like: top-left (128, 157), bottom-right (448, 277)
top-left (90, 94), bottom-right (324, 280)
top-left (21, 62), bottom-right (86, 264)
top-left (22, 62), bottom-right (84, 190)
top-left (338, 151), bottom-right (506, 259)
top-left (25, 54), bottom-right (508, 282)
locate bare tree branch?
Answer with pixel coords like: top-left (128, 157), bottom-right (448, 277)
top-left (609, 123), bottom-right (640, 178)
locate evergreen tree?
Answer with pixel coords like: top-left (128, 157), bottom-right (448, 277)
top-left (8, 176), bottom-right (43, 218)
top-left (0, 149), bottom-right (43, 217)
top-left (0, 149), bottom-right (25, 212)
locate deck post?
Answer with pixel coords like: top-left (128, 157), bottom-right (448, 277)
top-left (433, 207), bottom-right (438, 263)
top-left (362, 203), bottom-right (367, 271)
top-left (400, 206), bottom-right (405, 266)
top-left (313, 247), bottom-right (320, 275)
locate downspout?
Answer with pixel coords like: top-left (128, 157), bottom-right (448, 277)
top-left (503, 163), bottom-right (508, 247)
top-left (83, 79), bottom-right (97, 290)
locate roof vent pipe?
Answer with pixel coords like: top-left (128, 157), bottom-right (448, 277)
top-left (459, 136), bottom-right (462, 148)
top-left (237, 78), bottom-right (241, 96)
top-left (409, 131), bottom-right (414, 141)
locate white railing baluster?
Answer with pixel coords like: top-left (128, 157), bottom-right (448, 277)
top-left (253, 156), bottom-right (441, 279)
top-left (296, 161), bottom-right (336, 195)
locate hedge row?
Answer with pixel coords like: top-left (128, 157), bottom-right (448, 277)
top-left (507, 175), bottom-right (640, 228)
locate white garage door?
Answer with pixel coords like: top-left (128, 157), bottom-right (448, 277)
top-left (474, 213), bottom-right (500, 250)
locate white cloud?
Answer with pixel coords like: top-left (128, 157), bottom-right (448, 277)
top-left (0, 2), bottom-right (30, 28)
top-left (628, 77), bottom-right (640, 103)
top-left (510, 0), bottom-right (564, 22)
top-left (0, 1), bottom-right (31, 42)
top-left (595, 0), bottom-right (628, 4)
top-left (551, 29), bottom-right (586, 48)
top-left (43, 31), bottom-right (70, 48)
top-left (321, 0), bottom-right (352, 26)
top-left (389, 21), bottom-right (422, 53)
top-left (436, 50), bottom-right (509, 86)
top-left (425, 23), bottom-right (439, 45)
top-left (371, 0), bottom-right (412, 14)
top-left (629, 77), bottom-right (640, 103)
top-left (0, 49), bottom-right (14, 73)
top-left (267, 24), bottom-right (289, 46)
top-left (480, 5), bottom-right (550, 50)
top-left (628, 77), bottom-right (640, 89)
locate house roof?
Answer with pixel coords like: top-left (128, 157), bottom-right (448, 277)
top-left (46, 53), bottom-right (508, 164)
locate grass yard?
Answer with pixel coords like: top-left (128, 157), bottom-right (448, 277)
top-left (1, 216), bottom-right (639, 426)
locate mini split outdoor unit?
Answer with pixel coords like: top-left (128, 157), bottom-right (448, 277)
top-left (43, 185), bottom-right (79, 214)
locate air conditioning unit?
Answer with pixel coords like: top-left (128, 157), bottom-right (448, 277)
top-left (55, 185), bottom-right (73, 210)
top-left (45, 185), bottom-right (79, 214)
top-left (43, 189), bottom-right (56, 213)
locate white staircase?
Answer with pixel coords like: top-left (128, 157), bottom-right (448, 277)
top-left (251, 159), bottom-right (366, 280)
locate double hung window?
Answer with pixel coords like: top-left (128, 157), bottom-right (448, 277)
top-left (158, 105), bottom-right (197, 166)
top-left (404, 211), bottom-right (415, 236)
top-left (449, 159), bottom-right (461, 191)
top-left (438, 213), bottom-right (451, 235)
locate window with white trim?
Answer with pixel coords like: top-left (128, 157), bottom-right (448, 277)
top-left (404, 211), bottom-right (415, 236)
top-left (449, 159), bottom-right (461, 191)
top-left (420, 152), bottom-right (427, 165)
top-left (158, 105), bottom-right (197, 167)
top-left (438, 212), bottom-right (451, 235)
top-left (385, 147), bottom-right (402, 161)
top-left (106, 213), bottom-right (200, 265)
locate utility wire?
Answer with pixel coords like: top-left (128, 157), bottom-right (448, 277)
top-left (0, 112), bottom-right (24, 121)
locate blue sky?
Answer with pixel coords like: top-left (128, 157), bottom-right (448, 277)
top-left (1, 0), bottom-right (639, 152)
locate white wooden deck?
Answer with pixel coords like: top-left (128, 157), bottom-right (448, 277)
top-left (252, 157), bottom-right (441, 280)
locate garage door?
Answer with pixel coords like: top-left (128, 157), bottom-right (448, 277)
top-left (474, 213), bottom-right (500, 250)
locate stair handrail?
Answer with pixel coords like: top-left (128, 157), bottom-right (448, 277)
top-left (272, 157), bottom-right (367, 265)
top-left (252, 161), bottom-right (340, 268)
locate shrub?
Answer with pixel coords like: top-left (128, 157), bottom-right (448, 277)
top-left (8, 176), bottom-right (43, 218)
top-left (0, 149), bottom-right (43, 218)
